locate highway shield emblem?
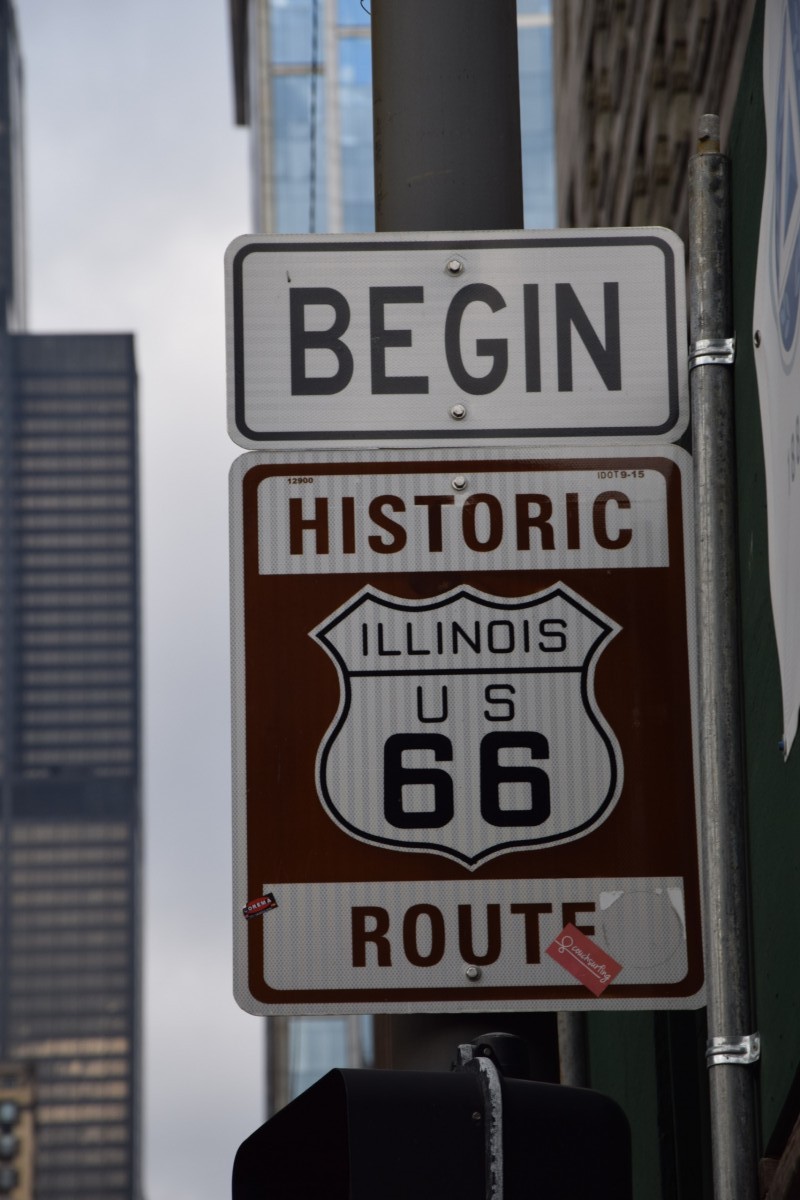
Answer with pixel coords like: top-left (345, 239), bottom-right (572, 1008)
top-left (311, 583), bottom-right (623, 868)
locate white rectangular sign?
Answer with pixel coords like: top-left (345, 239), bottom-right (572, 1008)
top-left (256, 465), bottom-right (669, 575)
top-left (225, 228), bottom-right (689, 449)
top-left (262, 878), bottom-right (689, 995)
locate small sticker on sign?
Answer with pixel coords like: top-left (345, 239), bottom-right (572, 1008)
top-left (243, 892), bottom-right (278, 920)
top-left (546, 923), bottom-right (622, 996)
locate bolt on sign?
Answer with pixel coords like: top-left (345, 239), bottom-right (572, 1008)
top-left (225, 228), bottom-right (688, 449)
top-left (230, 446), bottom-right (703, 1014)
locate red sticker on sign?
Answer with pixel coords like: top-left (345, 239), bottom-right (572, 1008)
top-left (546, 924), bottom-right (623, 996)
top-left (243, 893), bottom-right (278, 920)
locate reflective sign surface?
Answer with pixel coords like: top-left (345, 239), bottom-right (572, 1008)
top-left (230, 446), bottom-right (702, 1013)
top-left (226, 229), bottom-right (688, 448)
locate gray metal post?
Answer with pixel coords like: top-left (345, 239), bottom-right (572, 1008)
top-left (556, 1012), bottom-right (589, 1089)
top-left (456, 1042), bottom-right (504, 1200)
top-left (370, 5), bottom-right (519, 1186)
top-left (370, 0), bottom-right (589, 1116)
top-left (371, 0), bottom-right (523, 232)
top-left (689, 114), bottom-right (759, 1200)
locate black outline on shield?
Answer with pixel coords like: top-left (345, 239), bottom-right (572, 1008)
top-left (312, 584), bottom-right (621, 867)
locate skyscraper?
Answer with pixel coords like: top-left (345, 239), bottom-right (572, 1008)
top-left (0, 3), bottom-right (142, 1196)
top-left (228, 0), bottom-right (557, 1115)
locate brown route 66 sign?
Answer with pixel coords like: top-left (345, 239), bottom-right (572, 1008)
top-left (230, 445), bottom-right (703, 1015)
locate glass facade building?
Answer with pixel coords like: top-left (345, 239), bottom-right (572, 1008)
top-left (0, 4), bottom-right (142, 1196)
top-left (232, 0), bottom-right (555, 236)
top-left (229, 0), bottom-right (556, 1115)
top-left (267, 1015), bottom-right (373, 1113)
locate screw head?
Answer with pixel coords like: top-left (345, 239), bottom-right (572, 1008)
top-left (449, 404), bottom-right (467, 421)
top-left (452, 475), bottom-right (468, 491)
top-left (446, 257), bottom-right (465, 276)
top-left (464, 964), bottom-right (482, 981)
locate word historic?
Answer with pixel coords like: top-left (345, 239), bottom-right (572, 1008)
top-left (285, 489), bottom-right (633, 556)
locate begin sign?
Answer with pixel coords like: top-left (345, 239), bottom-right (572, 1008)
top-left (225, 229), bottom-right (688, 448)
top-left (230, 446), bottom-right (703, 1014)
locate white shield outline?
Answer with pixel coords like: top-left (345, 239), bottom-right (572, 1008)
top-left (311, 583), bottom-right (623, 868)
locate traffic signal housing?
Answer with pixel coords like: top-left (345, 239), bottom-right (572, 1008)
top-left (232, 1037), bottom-right (632, 1199)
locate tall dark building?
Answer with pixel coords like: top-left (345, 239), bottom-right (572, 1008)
top-left (0, 4), bottom-right (142, 1198)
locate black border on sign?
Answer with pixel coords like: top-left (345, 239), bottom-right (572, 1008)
top-left (230, 234), bottom-right (682, 444)
top-left (234, 448), bottom-right (705, 1011)
top-left (312, 584), bottom-right (620, 865)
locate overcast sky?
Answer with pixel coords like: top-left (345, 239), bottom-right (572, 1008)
top-left (15, 3), bottom-right (260, 1197)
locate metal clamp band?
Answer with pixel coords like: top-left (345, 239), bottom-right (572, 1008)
top-left (705, 1032), bottom-right (760, 1067)
top-left (456, 1043), bottom-right (504, 1200)
top-left (689, 336), bottom-right (736, 369)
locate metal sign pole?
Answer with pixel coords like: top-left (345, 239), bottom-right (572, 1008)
top-left (370, 6), bottom-right (520, 1182)
top-left (688, 113), bottom-right (759, 1200)
top-left (371, 0), bottom-right (523, 233)
top-left (369, 0), bottom-right (589, 1121)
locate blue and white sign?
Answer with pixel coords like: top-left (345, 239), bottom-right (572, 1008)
top-left (754, 0), bottom-right (800, 755)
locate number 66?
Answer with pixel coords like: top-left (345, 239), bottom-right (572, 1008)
top-left (383, 731), bottom-right (550, 830)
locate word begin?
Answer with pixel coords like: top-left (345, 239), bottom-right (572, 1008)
top-left (289, 282), bottom-right (622, 396)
